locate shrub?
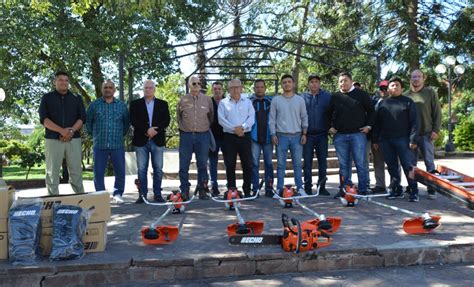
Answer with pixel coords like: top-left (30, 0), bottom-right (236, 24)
top-left (453, 116), bottom-right (474, 151)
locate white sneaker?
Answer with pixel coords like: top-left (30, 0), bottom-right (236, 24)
top-left (298, 189), bottom-right (308, 197)
top-left (112, 194), bottom-right (124, 204)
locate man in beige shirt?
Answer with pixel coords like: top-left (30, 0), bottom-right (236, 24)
top-left (177, 76), bottom-right (214, 200)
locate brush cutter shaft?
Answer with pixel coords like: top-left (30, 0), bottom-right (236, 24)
top-left (150, 206), bottom-right (174, 229)
top-left (141, 194), bottom-right (196, 206)
top-left (234, 204), bottom-right (246, 225)
top-left (294, 199), bottom-right (321, 219)
top-left (368, 198), bottom-right (420, 217)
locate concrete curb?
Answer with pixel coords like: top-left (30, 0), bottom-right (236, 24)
top-left (1, 243), bottom-right (473, 286)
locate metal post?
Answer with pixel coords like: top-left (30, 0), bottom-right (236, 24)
top-left (119, 53), bottom-right (124, 102)
top-left (445, 67), bottom-right (455, 152)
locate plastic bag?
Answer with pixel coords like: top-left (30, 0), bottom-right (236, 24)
top-left (49, 205), bottom-right (93, 261)
top-left (8, 199), bottom-right (42, 266)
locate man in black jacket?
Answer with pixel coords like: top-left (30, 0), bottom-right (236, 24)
top-left (373, 77), bottom-right (419, 202)
top-left (130, 80), bottom-right (170, 203)
top-left (39, 71), bottom-right (86, 195)
top-left (328, 72), bottom-right (374, 196)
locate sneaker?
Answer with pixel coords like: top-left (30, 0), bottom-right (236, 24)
top-left (409, 193), bottom-right (419, 202)
top-left (297, 189), bottom-right (308, 197)
top-left (386, 186), bottom-right (404, 199)
top-left (371, 186), bottom-right (386, 194)
top-left (427, 189), bottom-right (436, 200)
top-left (112, 194), bottom-right (124, 204)
top-left (154, 195), bottom-right (165, 203)
top-left (181, 190), bottom-right (190, 201)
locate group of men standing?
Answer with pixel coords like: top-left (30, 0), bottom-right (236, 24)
top-left (39, 68), bottom-right (441, 204)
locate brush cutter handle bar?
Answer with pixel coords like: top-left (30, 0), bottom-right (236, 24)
top-left (294, 198), bottom-right (322, 219)
top-left (150, 205), bottom-right (174, 229)
top-left (207, 192), bottom-right (259, 203)
top-left (368, 198), bottom-right (421, 217)
top-left (353, 193), bottom-right (390, 199)
top-left (141, 194), bottom-right (196, 206)
top-left (271, 190), bottom-right (319, 201)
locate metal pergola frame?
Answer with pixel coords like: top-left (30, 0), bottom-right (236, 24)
top-left (118, 33), bottom-right (380, 101)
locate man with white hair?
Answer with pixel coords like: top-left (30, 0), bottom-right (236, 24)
top-left (130, 80), bottom-right (170, 203)
top-left (218, 79), bottom-right (255, 197)
top-left (177, 76), bottom-right (214, 200)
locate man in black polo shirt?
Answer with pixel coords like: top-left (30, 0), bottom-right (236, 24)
top-left (39, 71), bottom-right (86, 195)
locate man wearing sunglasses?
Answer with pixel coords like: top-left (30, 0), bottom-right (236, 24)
top-left (177, 76), bottom-right (214, 200)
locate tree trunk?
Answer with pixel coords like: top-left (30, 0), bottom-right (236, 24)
top-left (196, 30), bottom-right (207, 89)
top-left (291, 1), bottom-right (310, 93)
top-left (407, 0), bottom-right (420, 71)
top-left (91, 55), bottom-right (105, 98)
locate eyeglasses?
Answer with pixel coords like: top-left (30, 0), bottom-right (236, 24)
top-left (191, 82), bottom-right (201, 86)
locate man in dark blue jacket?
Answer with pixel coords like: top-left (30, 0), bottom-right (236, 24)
top-left (301, 75), bottom-right (331, 195)
top-left (250, 79), bottom-right (273, 197)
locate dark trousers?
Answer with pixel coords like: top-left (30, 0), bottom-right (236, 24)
top-left (223, 133), bottom-right (252, 193)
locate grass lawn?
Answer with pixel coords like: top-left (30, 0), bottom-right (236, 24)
top-left (2, 164), bottom-right (93, 181)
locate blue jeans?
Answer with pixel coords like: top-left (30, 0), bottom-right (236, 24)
top-left (179, 131), bottom-right (210, 192)
top-left (93, 148), bottom-right (125, 196)
top-left (334, 132), bottom-right (368, 193)
top-left (380, 137), bottom-right (418, 192)
top-left (276, 134), bottom-right (303, 191)
top-left (303, 134), bottom-right (328, 191)
top-left (208, 138), bottom-right (224, 189)
top-left (414, 134), bottom-right (436, 172)
top-left (251, 140), bottom-right (274, 192)
top-left (135, 141), bottom-right (164, 197)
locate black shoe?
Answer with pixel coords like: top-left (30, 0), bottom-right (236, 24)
top-left (212, 186), bottom-right (220, 196)
top-left (387, 186), bottom-right (404, 199)
top-left (154, 195), bottom-right (165, 203)
top-left (371, 186), bottom-right (386, 194)
top-left (333, 189), bottom-right (344, 199)
top-left (244, 191), bottom-right (252, 198)
top-left (198, 186), bottom-right (210, 200)
top-left (409, 193), bottom-right (419, 202)
top-left (318, 187), bottom-right (330, 196)
top-left (265, 190), bottom-right (273, 198)
top-left (427, 189), bottom-right (436, 199)
top-left (135, 196), bottom-right (145, 204)
top-left (251, 190), bottom-right (260, 198)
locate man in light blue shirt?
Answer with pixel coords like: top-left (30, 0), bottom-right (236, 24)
top-left (218, 79), bottom-right (255, 197)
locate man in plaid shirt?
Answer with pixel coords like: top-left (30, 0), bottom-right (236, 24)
top-left (86, 80), bottom-right (130, 204)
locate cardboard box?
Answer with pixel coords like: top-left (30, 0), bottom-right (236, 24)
top-left (19, 191), bottom-right (111, 228)
top-left (0, 185), bottom-right (16, 219)
top-left (40, 221), bottom-right (107, 256)
top-left (0, 218), bottom-right (6, 233)
top-left (0, 232), bottom-right (7, 260)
